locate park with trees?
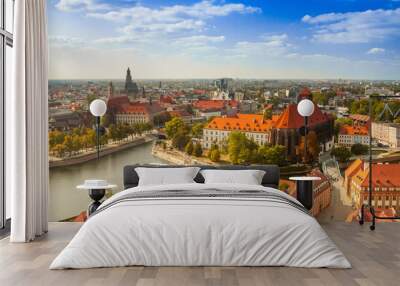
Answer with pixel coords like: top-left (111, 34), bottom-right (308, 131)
top-left (49, 122), bottom-right (153, 158)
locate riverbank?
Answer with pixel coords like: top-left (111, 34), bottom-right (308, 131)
top-left (152, 143), bottom-right (216, 165)
top-left (50, 135), bottom-right (155, 168)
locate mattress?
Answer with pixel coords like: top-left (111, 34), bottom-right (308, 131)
top-left (50, 183), bottom-right (351, 269)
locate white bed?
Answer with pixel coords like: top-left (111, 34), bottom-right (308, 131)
top-left (50, 183), bottom-right (351, 269)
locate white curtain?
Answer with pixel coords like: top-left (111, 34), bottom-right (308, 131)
top-left (7, 0), bottom-right (49, 242)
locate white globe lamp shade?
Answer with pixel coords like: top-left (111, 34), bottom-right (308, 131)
top-left (297, 99), bottom-right (315, 117)
top-left (90, 99), bottom-right (107, 117)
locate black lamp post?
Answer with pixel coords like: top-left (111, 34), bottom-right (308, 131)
top-left (297, 99), bottom-right (315, 163)
top-left (89, 99), bottom-right (107, 160)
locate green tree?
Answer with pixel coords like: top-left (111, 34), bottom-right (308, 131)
top-left (63, 135), bottom-right (74, 156)
top-left (258, 145), bottom-right (287, 166)
top-left (153, 112), bottom-right (172, 127)
top-left (165, 117), bottom-right (188, 139)
top-left (227, 131), bottom-right (257, 164)
top-left (207, 144), bottom-right (219, 159)
top-left (185, 141), bottom-right (194, 155)
top-left (263, 108), bottom-right (272, 120)
top-left (209, 149), bottom-right (220, 162)
top-left (351, 143), bottom-right (368, 155)
top-left (331, 146), bottom-right (352, 162)
top-left (72, 135), bottom-right (82, 153)
top-left (108, 124), bottom-right (118, 142)
top-left (350, 99), bottom-right (369, 115)
top-left (86, 129), bottom-right (96, 147)
top-left (312, 92), bottom-right (328, 106)
top-left (87, 94), bottom-right (97, 106)
top-left (172, 131), bottom-right (190, 150)
top-left (193, 142), bottom-right (203, 157)
top-left (191, 122), bottom-right (205, 138)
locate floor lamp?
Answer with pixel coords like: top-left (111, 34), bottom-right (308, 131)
top-left (89, 99), bottom-right (107, 160)
top-left (297, 99), bottom-right (315, 163)
top-left (359, 94), bottom-right (400, 230)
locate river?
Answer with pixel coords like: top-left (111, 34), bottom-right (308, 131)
top-left (49, 141), bottom-right (166, 221)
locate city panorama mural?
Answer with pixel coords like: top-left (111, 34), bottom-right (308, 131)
top-left (47, 0), bottom-right (400, 223)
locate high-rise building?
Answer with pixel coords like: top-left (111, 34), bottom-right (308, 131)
top-left (124, 67), bottom-right (139, 100)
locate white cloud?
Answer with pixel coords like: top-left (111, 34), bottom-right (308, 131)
top-left (53, 0), bottom-right (262, 55)
top-left (232, 33), bottom-right (292, 57)
top-left (302, 8), bottom-right (400, 43)
top-left (55, 0), bottom-right (110, 12)
top-left (86, 1), bottom-right (261, 22)
top-left (49, 35), bottom-right (87, 47)
top-left (174, 35), bottom-right (225, 47)
top-left (73, 1), bottom-right (260, 37)
top-left (367, 47), bottom-right (385, 54)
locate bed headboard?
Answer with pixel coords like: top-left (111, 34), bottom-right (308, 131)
top-left (123, 164), bottom-right (280, 189)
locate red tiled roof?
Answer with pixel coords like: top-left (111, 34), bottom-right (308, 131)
top-left (160, 95), bottom-right (174, 104)
top-left (339, 124), bottom-right (369, 135)
top-left (107, 95), bottom-right (130, 110)
top-left (359, 163), bottom-right (400, 188)
top-left (193, 89), bottom-right (207, 95)
top-left (205, 114), bottom-right (274, 133)
top-left (193, 100), bottom-right (238, 111)
top-left (120, 102), bottom-right (164, 115)
top-left (308, 169), bottom-right (329, 188)
top-left (274, 104), bottom-right (331, 129)
top-left (349, 114), bottom-right (370, 122)
top-left (169, 110), bottom-right (191, 118)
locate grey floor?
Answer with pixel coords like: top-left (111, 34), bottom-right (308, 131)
top-left (0, 222), bottom-right (399, 286)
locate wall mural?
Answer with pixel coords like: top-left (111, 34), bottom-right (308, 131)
top-left (47, 0), bottom-right (400, 222)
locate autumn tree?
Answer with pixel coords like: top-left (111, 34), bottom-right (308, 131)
top-left (298, 131), bottom-right (320, 163)
top-left (49, 130), bottom-right (65, 150)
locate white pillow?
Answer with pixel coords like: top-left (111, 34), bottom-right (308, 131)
top-left (135, 167), bottom-right (200, 186)
top-left (200, 169), bottom-right (266, 185)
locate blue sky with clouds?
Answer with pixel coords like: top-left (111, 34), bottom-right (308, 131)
top-left (48, 0), bottom-right (400, 79)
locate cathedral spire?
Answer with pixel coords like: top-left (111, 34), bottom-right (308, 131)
top-left (107, 81), bottom-right (114, 99)
top-left (124, 67), bottom-right (139, 99)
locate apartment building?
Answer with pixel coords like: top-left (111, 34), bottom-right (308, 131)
top-left (338, 125), bottom-right (369, 146)
top-left (371, 122), bottom-right (400, 148)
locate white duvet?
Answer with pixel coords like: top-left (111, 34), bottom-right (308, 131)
top-left (50, 183), bottom-right (351, 269)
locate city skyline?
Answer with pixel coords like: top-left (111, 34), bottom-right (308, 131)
top-left (49, 0), bottom-right (400, 80)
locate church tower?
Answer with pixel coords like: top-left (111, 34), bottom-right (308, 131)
top-left (107, 81), bottom-right (114, 99)
top-left (124, 67), bottom-right (139, 100)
